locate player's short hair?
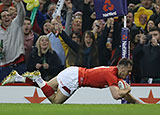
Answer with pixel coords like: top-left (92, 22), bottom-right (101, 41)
top-left (117, 58), bottom-right (133, 67)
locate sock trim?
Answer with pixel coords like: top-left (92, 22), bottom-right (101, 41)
top-left (35, 77), bottom-right (46, 88)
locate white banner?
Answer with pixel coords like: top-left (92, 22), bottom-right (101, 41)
top-left (52, 0), bottom-right (65, 19)
top-left (0, 86), bottom-right (160, 104)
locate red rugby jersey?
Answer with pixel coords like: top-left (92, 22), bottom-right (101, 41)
top-left (78, 66), bottom-right (119, 88)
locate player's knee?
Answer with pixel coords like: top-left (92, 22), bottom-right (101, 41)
top-left (51, 96), bottom-right (63, 104)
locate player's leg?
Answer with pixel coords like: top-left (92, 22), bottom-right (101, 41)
top-left (48, 88), bottom-right (69, 104)
top-left (36, 76), bottom-right (70, 104)
top-left (47, 77), bottom-right (58, 91)
top-left (52, 67), bottom-right (79, 103)
top-left (42, 77), bottom-right (68, 104)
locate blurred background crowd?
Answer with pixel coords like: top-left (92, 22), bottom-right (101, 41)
top-left (0, 0), bottom-right (160, 84)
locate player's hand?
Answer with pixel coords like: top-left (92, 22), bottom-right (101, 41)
top-left (125, 83), bottom-right (131, 93)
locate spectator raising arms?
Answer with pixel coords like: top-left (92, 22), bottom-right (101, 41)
top-left (0, 0), bottom-right (26, 82)
top-left (60, 30), bottom-right (99, 68)
top-left (47, 18), bottom-right (66, 67)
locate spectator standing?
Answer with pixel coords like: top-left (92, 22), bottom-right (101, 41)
top-left (60, 30), bottom-right (99, 68)
top-left (132, 0), bottom-right (156, 14)
top-left (23, 17), bottom-right (38, 64)
top-left (40, 19), bottom-right (52, 35)
top-left (65, 31), bottom-right (82, 67)
top-left (47, 18), bottom-right (66, 67)
top-left (133, 27), bottom-right (160, 83)
top-left (27, 35), bottom-right (63, 81)
top-left (0, 0), bottom-right (26, 82)
top-left (45, 3), bottom-right (56, 20)
top-left (134, 7), bottom-right (153, 30)
top-left (41, 0), bottom-right (57, 14)
top-left (8, 6), bottom-right (17, 19)
top-left (82, 0), bottom-right (95, 33)
top-left (26, 0), bottom-right (47, 35)
top-left (64, 0), bottom-right (82, 35)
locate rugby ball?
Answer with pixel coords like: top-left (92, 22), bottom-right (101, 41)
top-left (118, 79), bottom-right (127, 89)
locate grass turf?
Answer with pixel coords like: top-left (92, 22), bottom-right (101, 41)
top-left (0, 104), bottom-right (159, 115)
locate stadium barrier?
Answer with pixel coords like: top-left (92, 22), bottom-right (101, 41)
top-left (0, 83), bottom-right (160, 104)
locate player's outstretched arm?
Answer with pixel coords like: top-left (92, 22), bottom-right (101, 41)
top-left (109, 85), bottom-right (131, 100)
top-left (124, 93), bottom-right (143, 104)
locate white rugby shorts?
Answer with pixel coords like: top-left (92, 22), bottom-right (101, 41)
top-left (57, 66), bottom-right (79, 97)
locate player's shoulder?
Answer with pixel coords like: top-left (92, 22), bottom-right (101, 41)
top-left (91, 66), bottom-right (117, 71)
top-left (108, 66), bottom-right (118, 71)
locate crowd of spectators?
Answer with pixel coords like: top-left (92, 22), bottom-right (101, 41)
top-left (0, 0), bottom-right (160, 84)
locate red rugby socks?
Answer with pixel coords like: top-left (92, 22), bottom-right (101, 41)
top-left (35, 77), bottom-right (55, 97)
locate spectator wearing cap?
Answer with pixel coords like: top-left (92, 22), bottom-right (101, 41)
top-left (73, 11), bottom-right (82, 20)
top-left (64, 0), bottom-right (82, 36)
top-left (134, 7), bottom-right (153, 30)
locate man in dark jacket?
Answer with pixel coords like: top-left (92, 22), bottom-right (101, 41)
top-left (133, 27), bottom-right (160, 83)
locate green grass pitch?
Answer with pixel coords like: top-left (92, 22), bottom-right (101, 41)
top-left (0, 104), bottom-right (159, 115)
